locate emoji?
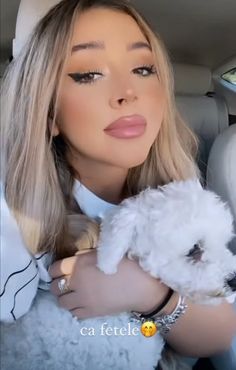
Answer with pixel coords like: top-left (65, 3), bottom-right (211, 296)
top-left (140, 321), bottom-right (157, 337)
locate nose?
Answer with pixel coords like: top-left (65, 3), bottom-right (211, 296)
top-left (109, 88), bottom-right (137, 109)
top-left (226, 274), bottom-right (236, 291)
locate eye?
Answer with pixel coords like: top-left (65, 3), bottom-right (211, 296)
top-left (186, 242), bottom-right (203, 262)
top-left (68, 71), bottom-right (103, 84)
top-left (133, 64), bottom-right (157, 77)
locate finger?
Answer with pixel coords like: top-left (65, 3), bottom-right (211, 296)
top-left (75, 249), bottom-right (95, 255)
top-left (48, 256), bottom-right (77, 279)
top-left (70, 308), bottom-right (93, 320)
top-left (50, 275), bottom-right (73, 296)
top-left (58, 292), bottom-right (84, 311)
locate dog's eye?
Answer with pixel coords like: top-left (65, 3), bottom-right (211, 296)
top-left (186, 242), bottom-right (203, 262)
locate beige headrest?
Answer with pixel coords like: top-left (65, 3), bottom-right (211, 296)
top-left (207, 124), bottom-right (236, 221)
top-left (173, 63), bottom-right (212, 96)
top-left (13, 0), bottom-right (61, 58)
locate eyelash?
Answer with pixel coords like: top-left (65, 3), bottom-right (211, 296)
top-left (68, 64), bottom-right (157, 85)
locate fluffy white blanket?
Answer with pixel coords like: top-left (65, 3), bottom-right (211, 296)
top-left (1, 291), bottom-right (163, 370)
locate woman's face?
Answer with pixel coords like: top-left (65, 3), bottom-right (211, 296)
top-left (56, 8), bottom-right (166, 170)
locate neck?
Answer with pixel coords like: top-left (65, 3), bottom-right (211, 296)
top-left (67, 151), bottom-right (128, 204)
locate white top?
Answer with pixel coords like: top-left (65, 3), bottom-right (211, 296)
top-left (0, 180), bottom-right (235, 322)
top-left (0, 180), bottom-right (116, 322)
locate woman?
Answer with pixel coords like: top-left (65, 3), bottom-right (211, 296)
top-left (1, 0), bottom-right (236, 368)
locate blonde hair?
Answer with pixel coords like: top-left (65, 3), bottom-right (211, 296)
top-left (1, 0), bottom-right (199, 260)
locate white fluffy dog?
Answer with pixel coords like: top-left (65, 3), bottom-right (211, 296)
top-left (1, 179), bottom-right (236, 370)
top-left (97, 179), bottom-right (236, 304)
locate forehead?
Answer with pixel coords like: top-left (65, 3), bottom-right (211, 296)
top-left (71, 8), bottom-right (146, 48)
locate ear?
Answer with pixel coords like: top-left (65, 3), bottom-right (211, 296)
top-left (48, 117), bottom-right (60, 137)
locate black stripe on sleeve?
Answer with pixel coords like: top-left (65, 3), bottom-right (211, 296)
top-left (0, 259), bottom-right (33, 297)
top-left (35, 252), bottom-right (48, 260)
top-left (10, 271), bottom-right (39, 321)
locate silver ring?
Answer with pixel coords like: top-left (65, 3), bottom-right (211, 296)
top-left (58, 277), bottom-right (70, 294)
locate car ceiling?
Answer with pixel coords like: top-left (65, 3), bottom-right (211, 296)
top-left (0, 0), bottom-right (236, 69)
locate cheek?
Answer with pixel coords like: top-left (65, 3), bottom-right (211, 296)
top-left (142, 82), bottom-right (166, 138)
top-left (147, 83), bottom-right (166, 119)
top-left (59, 88), bottom-right (89, 127)
top-left (57, 85), bottom-right (103, 142)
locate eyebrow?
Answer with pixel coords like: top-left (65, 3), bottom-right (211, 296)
top-left (71, 41), bottom-right (151, 53)
top-left (127, 41), bottom-right (151, 51)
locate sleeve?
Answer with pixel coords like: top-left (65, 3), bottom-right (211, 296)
top-left (0, 185), bottom-right (40, 322)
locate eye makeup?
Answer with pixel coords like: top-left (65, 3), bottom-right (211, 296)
top-left (132, 64), bottom-right (157, 77)
top-left (68, 70), bottom-right (103, 84)
top-left (68, 63), bottom-right (157, 85)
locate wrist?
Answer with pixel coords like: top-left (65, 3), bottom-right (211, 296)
top-left (157, 290), bottom-right (179, 315)
top-left (136, 281), bottom-right (172, 316)
top-left (131, 293), bottom-right (188, 336)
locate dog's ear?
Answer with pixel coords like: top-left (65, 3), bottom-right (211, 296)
top-left (186, 242), bottom-right (203, 262)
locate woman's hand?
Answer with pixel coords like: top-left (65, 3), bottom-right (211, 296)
top-left (49, 250), bottom-right (169, 319)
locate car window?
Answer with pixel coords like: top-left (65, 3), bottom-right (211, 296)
top-left (221, 67), bottom-right (236, 85)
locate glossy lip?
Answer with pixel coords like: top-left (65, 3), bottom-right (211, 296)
top-left (104, 114), bottom-right (147, 139)
top-left (104, 114), bottom-right (147, 131)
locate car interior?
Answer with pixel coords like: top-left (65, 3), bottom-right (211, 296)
top-left (0, 0), bottom-right (235, 369)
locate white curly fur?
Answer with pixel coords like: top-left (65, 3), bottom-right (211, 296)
top-left (1, 291), bottom-right (164, 370)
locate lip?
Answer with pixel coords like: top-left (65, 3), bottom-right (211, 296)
top-left (104, 114), bottom-right (147, 139)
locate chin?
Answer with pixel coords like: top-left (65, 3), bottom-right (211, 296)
top-left (116, 153), bottom-right (149, 169)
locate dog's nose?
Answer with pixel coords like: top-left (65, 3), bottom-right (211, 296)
top-left (186, 243), bottom-right (203, 262)
top-left (226, 274), bottom-right (236, 291)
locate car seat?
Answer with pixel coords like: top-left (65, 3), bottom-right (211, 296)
top-left (174, 63), bottom-right (229, 180)
top-left (207, 124), bottom-right (236, 254)
top-left (13, 0), bottom-right (60, 58)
